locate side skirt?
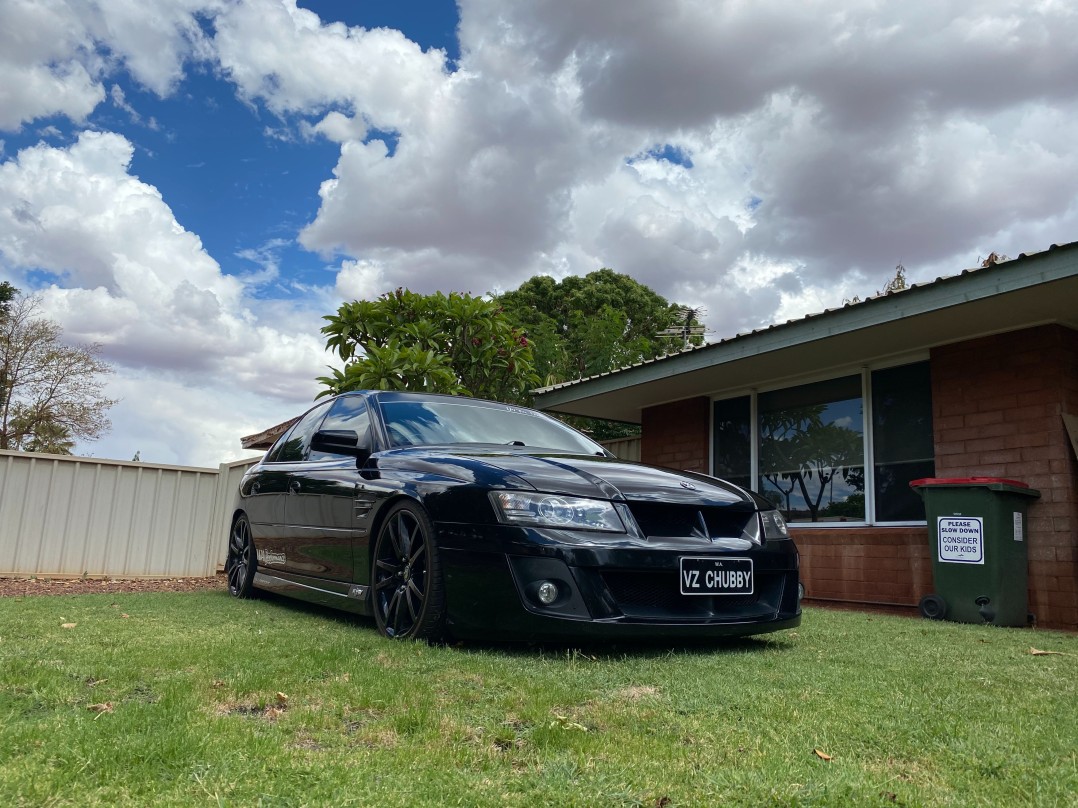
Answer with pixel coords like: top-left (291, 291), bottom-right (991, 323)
top-left (253, 571), bottom-right (371, 616)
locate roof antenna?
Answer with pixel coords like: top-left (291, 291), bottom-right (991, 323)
top-left (656, 305), bottom-right (708, 350)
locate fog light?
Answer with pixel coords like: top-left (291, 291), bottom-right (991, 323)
top-left (536, 580), bottom-right (559, 605)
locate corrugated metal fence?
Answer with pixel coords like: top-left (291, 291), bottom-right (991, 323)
top-left (0, 450), bottom-right (258, 578)
top-left (600, 436), bottom-right (641, 462)
top-left (1, 438), bottom-right (641, 580)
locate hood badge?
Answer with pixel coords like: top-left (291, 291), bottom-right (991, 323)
top-left (680, 481), bottom-right (697, 490)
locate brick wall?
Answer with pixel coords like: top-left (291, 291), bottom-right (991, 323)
top-left (794, 527), bottom-right (932, 609)
top-left (641, 396), bottom-right (710, 473)
top-left (931, 325), bottom-right (1078, 630)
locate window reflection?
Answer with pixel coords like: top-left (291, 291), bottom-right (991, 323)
top-left (269, 401), bottom-right (332, 463)
top-left (378, 400), bottom-right (605, 454)
top-left (758, 376), bottom-right (865, 522)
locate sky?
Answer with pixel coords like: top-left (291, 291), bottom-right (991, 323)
top-left (1, 0), bottom-right (1076, 467)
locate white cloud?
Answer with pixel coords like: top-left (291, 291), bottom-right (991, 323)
top-left (0, 0), bottom-right (104, 129)
top-left (335, 259), bottom-right (387, 302)
top-left (245, 0), bottom-right (1074, 335)
top-left (0, 132), bottom-right (328, 463)
top-left (0, 0), bottom-right (218, 129)
top-left (212, 0), bottom-right (447, 127)
top-left (93, 371), bottom-right (290, 468)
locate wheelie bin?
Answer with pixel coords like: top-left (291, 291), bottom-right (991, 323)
top-left (910, 477), bottom-right (1040, 627)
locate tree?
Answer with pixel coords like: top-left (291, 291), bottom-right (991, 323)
top-left (0, 281), bottom-right (15, 316)
top-left (497, 269), bottom-right (704, 439)
top-left (0, 292), bottom-right (116, 453)
top-left (318, 288), bottom-right (539, 404)
top-left (497, 269), bottom-right (703, 385)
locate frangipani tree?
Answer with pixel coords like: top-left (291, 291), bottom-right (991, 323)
top-left (319, 289), bottom-right (539, 404)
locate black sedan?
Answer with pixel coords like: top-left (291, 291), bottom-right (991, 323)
top-left (226, 391), bottom-right (801, 642)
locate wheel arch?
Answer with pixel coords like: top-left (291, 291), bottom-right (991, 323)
top-left (367, 492), bottom-right (430, 566)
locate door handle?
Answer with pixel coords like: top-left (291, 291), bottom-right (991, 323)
top-left (289, 480), bottom-right (301, 494)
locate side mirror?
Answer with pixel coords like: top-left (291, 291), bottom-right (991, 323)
top-left (311, 429), bottom-right (370, 462)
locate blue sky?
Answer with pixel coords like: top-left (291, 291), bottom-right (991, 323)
top-left (4, 1), bottom-right (461, 293)
top-left (1, 1), bottom-right (1076, 465)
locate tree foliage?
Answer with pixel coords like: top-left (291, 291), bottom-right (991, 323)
top-left (319, 288), bottom-right (539, 403)
top-left (0, 281), bottom-right (15, 315)
top-left (0, 292), bottom-right (116, 453)
top-left (497, 269), bottom-right (702, 385)
top-left (496, 269), bottom-right (704, 439)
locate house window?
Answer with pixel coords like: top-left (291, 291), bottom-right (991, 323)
top-left (712, 395), bottom-right (751, 493)
top-left (871, 363), bottom-right (935, 521)
top-left (712, 361), bottom-right (933, 524)
top-left (758, 375), bottom-right (865, 523)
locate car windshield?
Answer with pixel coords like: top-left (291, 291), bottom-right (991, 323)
top-left (378, 399), bottom-right (606, 455)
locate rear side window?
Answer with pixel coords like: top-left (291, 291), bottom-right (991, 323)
top-left (267, 401), bottom-right (331, 462)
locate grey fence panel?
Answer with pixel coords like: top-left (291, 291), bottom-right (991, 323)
top-left (599, 437), bottom-right (641, 462)
top-left (0, 450), bottom-right (260, 578)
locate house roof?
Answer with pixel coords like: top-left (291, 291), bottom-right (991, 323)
top-left (532, 241), bottom-right (1078, 423)
top-left (240, 416), bottom-right (299, 450)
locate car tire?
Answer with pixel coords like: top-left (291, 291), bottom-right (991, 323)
top-left (372, 501), bottom-right (446, 641)
top-left (226, 513), bottom-right (258, 599)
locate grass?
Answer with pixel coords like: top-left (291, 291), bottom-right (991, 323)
top-left (1, 591), bottom-right (1075, 807)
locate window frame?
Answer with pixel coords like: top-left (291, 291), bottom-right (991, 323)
top-left (709, 354), bottom-right (932, 527)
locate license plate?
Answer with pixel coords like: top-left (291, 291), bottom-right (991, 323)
top-left (679, 557), bottom-right (753, 595)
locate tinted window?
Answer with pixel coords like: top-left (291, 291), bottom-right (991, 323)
top-left (270, 401), bottom-right (331, 462)
top-left (872, 362), bottom-right (934, 521)
top-left (713, 396), bottom-right (751, 492)
top-left (263, 417), bottom-right (300, 462)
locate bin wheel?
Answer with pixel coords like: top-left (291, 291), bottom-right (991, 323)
top-left (919, 594), bottom-right (947, 620)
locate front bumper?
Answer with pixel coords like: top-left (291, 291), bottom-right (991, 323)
top-left (436, 523), bottom-right (802, 642)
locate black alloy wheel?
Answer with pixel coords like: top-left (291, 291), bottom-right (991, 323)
top-left (226, 514), bottom-right (257, 598)
top-left (372, 502), bottom-right (445, 640)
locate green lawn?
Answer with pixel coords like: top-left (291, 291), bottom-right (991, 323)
top-left (1, 591), bottom-right (1075, 807)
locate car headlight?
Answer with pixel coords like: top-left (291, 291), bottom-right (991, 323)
top-left (759, 509), bottom-right (790, 540)
top-left (490, 491), bottom-right (625, 532)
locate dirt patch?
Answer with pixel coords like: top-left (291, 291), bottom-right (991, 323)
top-left (0, 575), bottom-right (226, 598)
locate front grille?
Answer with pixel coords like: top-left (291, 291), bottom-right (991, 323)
top-left (626, 502), bottom-right (752, 541)
top-left (599, 569), bottom-right (779, 621)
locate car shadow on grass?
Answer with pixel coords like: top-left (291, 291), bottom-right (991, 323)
top-left (237, 588), bottom-right (797, 658)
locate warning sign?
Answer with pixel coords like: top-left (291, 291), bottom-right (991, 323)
top-left (937, 516), bottom-right (984, 564)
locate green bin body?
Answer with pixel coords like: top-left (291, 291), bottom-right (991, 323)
top-left (910, 478), bottom-right (1040, 627)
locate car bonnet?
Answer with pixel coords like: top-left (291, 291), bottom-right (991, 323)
top-left (457, 451), bottom-right (752, 507)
